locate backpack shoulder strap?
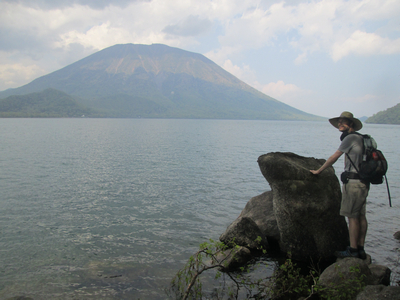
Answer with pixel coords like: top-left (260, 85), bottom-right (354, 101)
top-left (345, 153), bottom-right (360, 173)
top-left (344, 132), bottom-right (363, 173)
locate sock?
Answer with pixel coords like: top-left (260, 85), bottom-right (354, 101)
top-left (349, 247), bottom-right (358, 253)
top-left (357, 245), bottom-right (364, 251)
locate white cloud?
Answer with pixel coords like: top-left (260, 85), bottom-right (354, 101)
top-left (56, 22), bottom-right (134, 50)
top-left (254, 80), bottom-right (315, 111)
top-left (0, 63), bottom-right (45, 87)
top-left (162, 15), bottom-right (212, 37)
top-left (332, 30), bottom-right (400, 61)
top-left (219, 2), bottom-right (296, 49)
top-left (0, 0), bottom-right (399, 119)
top-left (221, 59), bottom-right (257, 83)
top-left (259, 80), bottom-right (303, 99)
top-left (201, 56), bottom-right (317, 113)
top-left (205, 46), bottom-right (240, 64)
top-left (2, 0), bottom-right (400, 62)
top-left (215, 0), bottom-right (400, 63)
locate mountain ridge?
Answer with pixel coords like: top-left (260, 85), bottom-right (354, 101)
top-left (0, 43), bottom-right (323, 120)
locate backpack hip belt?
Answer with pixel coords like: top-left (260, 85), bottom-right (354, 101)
top-left (346, 172), bottom-right (361, 179)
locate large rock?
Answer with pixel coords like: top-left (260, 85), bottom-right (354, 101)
top-left (237, 191), bottom-right (279, 242)
top-left (318, 257), bottom-right (371, 294)
top-left (318, 258), bottom-right (394, 299)
top-left (258, 152), bottom-right (349, 262)
top-left (318, 257), bottom-right (384, 287)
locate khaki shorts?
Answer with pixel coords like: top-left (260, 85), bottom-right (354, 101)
top-left (340, 179), bottom-right (369, 218)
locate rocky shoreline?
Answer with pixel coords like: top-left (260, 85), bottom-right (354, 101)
top-left (218, 152), bottom-right (400, 299)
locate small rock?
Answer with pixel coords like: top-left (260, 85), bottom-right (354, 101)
top-left (215, 246), bottom-right (252, 272)
top-left (219, 216), bottom-right (268, 250)
top-left (356, 285), bottom-right (400, 300)
top-left (369, 264), bottom-right (391, 286)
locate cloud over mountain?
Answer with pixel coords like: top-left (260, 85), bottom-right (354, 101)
top-left (1, 0), bottom-right (399, 117)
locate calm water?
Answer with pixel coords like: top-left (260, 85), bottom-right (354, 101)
top-left (0, 118), bottom-right (399, 299)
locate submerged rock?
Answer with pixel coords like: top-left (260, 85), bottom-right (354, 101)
top-left (219, 216), bottom-right (268, 250)
top-left (215, 246), bottom-right (252, 272)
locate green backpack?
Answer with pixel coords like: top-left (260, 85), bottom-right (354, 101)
top-left (346, 133), bottom-right (391, 206)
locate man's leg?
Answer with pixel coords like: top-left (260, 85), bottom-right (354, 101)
top-left (348, 217), bottom-right (360, 249)
top-left (357, 214), bottom-right (368, 259)
top-left (357, 214), bottom-right (368, 247)
top-left (336, 180), bottom-right (369, 258)
top-left (334, 217), bottom-right (360, 258)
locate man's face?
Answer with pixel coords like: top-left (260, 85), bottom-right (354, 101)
top-left (337, 118), bottom-right (352, 132)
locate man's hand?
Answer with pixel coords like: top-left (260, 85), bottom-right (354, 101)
top-left (309, 150), bottom-right (343, 176)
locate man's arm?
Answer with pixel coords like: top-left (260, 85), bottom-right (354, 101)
top-left (310, 150), bottom-right (343, 175)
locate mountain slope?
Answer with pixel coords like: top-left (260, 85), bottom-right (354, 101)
top-left (365, 103), bottom-right (400, 124)
top-left (0, 44), bottom-right (322, 120)
top-left (0, 88), bottom-right (96, 117)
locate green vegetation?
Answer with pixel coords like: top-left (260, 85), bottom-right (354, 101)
top-left (168, 239), bottom-right (368, 300)
top-left (0, 88), bottom-right (101, 118)
top-left (366, 103), bottom-right (400, 124)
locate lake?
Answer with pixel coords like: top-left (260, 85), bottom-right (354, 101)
top-left (0, 118), bottom-right (399, 299)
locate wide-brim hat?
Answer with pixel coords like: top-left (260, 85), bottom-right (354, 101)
top-left (329, 111), bottom-right (363, 131)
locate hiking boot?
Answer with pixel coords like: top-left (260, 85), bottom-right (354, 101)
top-left (358, 246), bottom-right (367, 260)
top-left (334, 246), bottom-right (359, 258)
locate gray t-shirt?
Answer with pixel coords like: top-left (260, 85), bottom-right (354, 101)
top-left (338, 133), bottom-right (364, 173)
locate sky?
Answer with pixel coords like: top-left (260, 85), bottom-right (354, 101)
top-left (0, 0), bottom-right (399, 118)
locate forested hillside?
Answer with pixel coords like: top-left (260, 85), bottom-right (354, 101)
top-left (366, 103), bottom-right (400, 124)
top-left (0, 89), bottom-right (98, 117)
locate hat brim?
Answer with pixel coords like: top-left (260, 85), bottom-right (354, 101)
top-left (329, 117), bottom-right (363, 131)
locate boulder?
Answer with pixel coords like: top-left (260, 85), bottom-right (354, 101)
top-left (219, 216), bottom-right (268, 250)
top-left (318, 257), bottom-right (373, 287)
top-left (356, 285), bottom-right (400, 300)
top-left (394, 231), bottom-right (400, 240)
top-left (237, 191), bottom-right (279, 242)
top-left (318, 258), bottom-right (394, 299)
top-left (215, 246), bottom-right (252, 272)
top-left (368, 264), bottom-right (391, 286)
top-left (258, 152), bottom-right (349, 262)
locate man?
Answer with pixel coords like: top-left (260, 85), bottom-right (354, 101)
top-left (310, 111), bottom-right (369, 259)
